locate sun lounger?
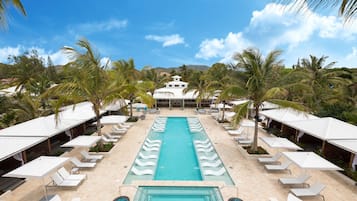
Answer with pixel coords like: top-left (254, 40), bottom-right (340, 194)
top-left (102, 135), bottom-right (118, 143)
top-left (111, 128), bottom-right (127, 135)
top-left (80, 151), bottom-right (103, 162)
top-left (195, 143), bottom-right (212, 149)
top-left (194, 139), bottom-right (210, 144)
top-left (50, 172), bottom-right (82, 187)
top-left (131, 166), bottom-right (154, 175)
top-left (57, 167), bottom-right (86, 181)
top-left (203, 167), bottom-right (226, 176)
top-left (197, 146), bottom-right (214, 153)
top-left (146, 139), bottom-right (161, 144)
top-left (190, 128), bottom-right (204, 133)
top-left (142, 145), bottom-right (159, 152)
top-left (144, 141), bottom-right (160, 148)
top-left (118, 123), bottom-right (131, 128)
top-left (70, 157), bottom-right (96, 168)
top-left (290, 183), bottom-right (325, 201)
top-left (227, 127), bottom-right (244, 135)
top-left (258, 152), bottom-right (282, 163)
top-left (104, 133), bottom-right (121, 139)
top-left (279, 174), bottom-right (311, 186)
top-left (201, 159), bottom-right (222, 168)
top-left (199, 153), bottom-right (218, 161)
top-left (47, 195), bottom-right (81, 201)
top-left (237, 138), bottom-right (253, 144)
top-left (264, 161), bottom-right (292, 173)
top-left (135, 159), bottom-right (155, 166)
top-left (139, 152), bottom-right (158, 159)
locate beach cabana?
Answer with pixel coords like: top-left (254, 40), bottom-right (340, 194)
top-left (260, 137), bottom-right (303, 151)
top-left (286, 117), bottom-right (357, 169)
top-left (327, 140), bottom-right (357, 170)
top-left (260, 108), bottom-right (319, 139)
top-left (4, 156), bottom-right (69, 201)
top-left (61, 136), bottom-right (101, 148)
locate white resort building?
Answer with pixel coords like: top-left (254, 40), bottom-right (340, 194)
top-left (153, 75), bottom-right (212, 109)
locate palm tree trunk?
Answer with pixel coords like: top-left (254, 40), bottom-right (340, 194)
top-left (129, 99), bottom-right (133, 118)
top-left (221, 102), bottom-right (226, 122)
top-left (250, 106), bottom-right (260, 152)
top-left (93, 104), bottom-right (103, 150)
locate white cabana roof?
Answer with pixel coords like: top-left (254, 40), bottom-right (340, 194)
top-left (61, 136), bottom-right (101, 148)
top-left (286, 117), bottom-right (357, 141)
top-left (328, 140), bottom-right (357, 154)
top-left (282, 152), bottom-right (342, 170)
top-left (104, 100), bottom-right (128, 111)
top-left (100, 115), bottom-right (128, 125)
top-left (0, 136), bottom-right (46, 161)
top-left (260, 108), bottom-right (319, 123)
top-left (153, 88), bottom-right (198, 100)
top-left (0, 101), bottom-right (105, 138)
top-left (230, 99), bottom-right (249, 105)
top-left (240, 119), bottom-right (255, 127)
top-left (260, 137), bottom-right (303, 150)
top-left (4, 156), bottom-right (69, 179)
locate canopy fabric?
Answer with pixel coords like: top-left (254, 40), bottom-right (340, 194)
top-left (260, 137), bottom-right (303, 150)
top-left (260, 108), bottom-right (319, 123)
top-left (104, 100), bottom-right (128, 111)
top-left (282, 152), bottom-right (342, 170)
top-left (327, 139), bottom-right (357, 154)
top-left (285, 117), bottom-right (357, 141)
top-left (4, 156), bottom-right (69, 179)
top-left (153, 88), bottom-right (197, 100)
top-left (100, 115), bottom-right (128, 125)
top-left (61, 136), bottom-right (101, 148)
top-left (230, 99), bottom-right (249, 105)
top-left (0, 102), bottom-right (105, 138)
top-left (0, 136), bottom-right (46, 161)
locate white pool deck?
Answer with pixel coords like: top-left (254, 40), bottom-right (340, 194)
top-left (1, 109), bottom-right (357, 201)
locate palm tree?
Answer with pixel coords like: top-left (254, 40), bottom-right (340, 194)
top-left (0, 0), bottom-right (26, 28)
top-left (231, 48), bottom-right (305, 152)
top-left (49, 39), bottom-right (123, 137)
top-left (278, 0), bottom-right (357, 21)
top-left (183, 71), bottom-right (209, 108)
top-left (293, 55), bottom-right (349, 112)
top-left (112, 59), bottom-right (154, 118)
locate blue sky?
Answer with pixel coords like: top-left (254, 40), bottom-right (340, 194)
top-left (1, 0), bottom-right (357, 69)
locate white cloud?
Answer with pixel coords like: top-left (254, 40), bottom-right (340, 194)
top-left (0, 45), bottom-right (69, 65)
top-left (195, 32), bottom-right (252, 63)
top-left (69, 19), bottom-right (128, 35)
top-left (145, 34), bottom-right (185, 47)
top-left (195, 2), bottom-right (357, 68)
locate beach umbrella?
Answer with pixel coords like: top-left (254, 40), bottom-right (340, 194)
top-left (4, 156), bottom-right (69, 201)
top-left (282, 152), bottom-right (342, 171)
top-left (260, 137), bottom-right (303, 151)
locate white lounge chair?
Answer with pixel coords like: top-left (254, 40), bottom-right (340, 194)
top-left (203, 167), bottom-right (226, 176)
top-left (279, 174), bottom-right (311, 186)
top-left (194, 139), bottom-right (210, 144)
top-left (146, 139), bottom-right (161, 144)
top-left (237, 138), bottom-right (253, 144)
top-left (199, 154), bottom-right (218, 161)
top-left (57, 167), bottom-right (86, 181)
top-left (113, 125), bottom-right (128, 131)
top-left (47, 195), bottom-right (81, 201)
top-left (265, 161), bottom-right (292, 173)
top-left (118, 123), bottom-right (131, 128)
top-left (139, 152), bottom-right (158, 159)
top-left (101, 135), bottom-right (118, 143)
top-left (131, 166), bottom-right (154, 175)
top-left (201, 159), bottom-right (222, 167)
top-left (258, 152), bottom-right (282, 163)
top-left (190, 128), bottom-right (204, 133)
top-left (70, 157), bottom-right (96, 168)
top-left (135, 159), bottom-right (155, 166)
top-left (197, 146), bottom-right (214, 153)
top-left (144, 141), bottom-right (160, 148)
top-left (111, 127), bottom-right (127, 135)
top-left (142, 145), bottom-right (159, 152)
top-left (227, 127), bottom-right (244, 135)
top-left (50, 172), bottom-right (82, 187)
top-left (195, 143), bottom-right (212, 149)
top-left (105, 133), bottom-right (121, 139)
top-left (290, 183), bottom-right (325, 201)
top-left (80, 151), bottom-right (104, 161)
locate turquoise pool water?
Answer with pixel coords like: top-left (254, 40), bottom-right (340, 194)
top-left (133, 186), bottom-right (224, 201)
top-left (123, 116), bottom-right (234, 185)
top-left (155, 117), bottom-right (202, 180)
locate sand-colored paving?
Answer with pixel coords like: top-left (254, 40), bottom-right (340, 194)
top-left (1, 108), bottom-right (356, 201)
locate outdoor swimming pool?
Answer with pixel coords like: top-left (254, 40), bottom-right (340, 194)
top-left (133, 186), bottom-right (224, 201)
top-left (123, 117), bottom-right (234, 185)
